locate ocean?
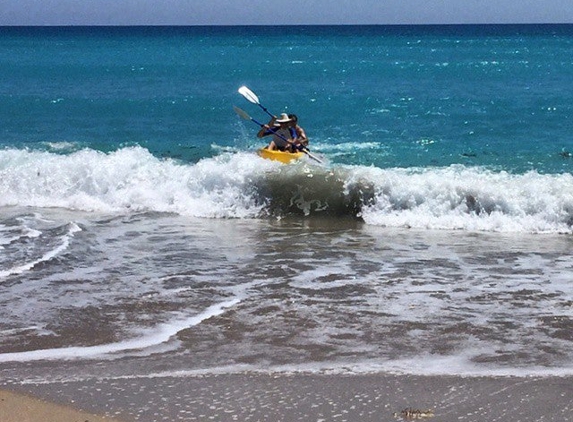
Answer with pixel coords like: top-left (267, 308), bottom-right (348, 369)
top-left (1, 24), bottom-right (573, 401)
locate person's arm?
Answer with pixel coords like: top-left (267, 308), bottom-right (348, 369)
top-left (296, 125), bottom-right (308, 146)
top-left (257, 117), bottom-right (277, 138)
top-left (257, 125), bottom-right (272, 138)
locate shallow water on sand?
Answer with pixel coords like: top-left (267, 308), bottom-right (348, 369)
top-left (1, 207), bottom-right (572, 384)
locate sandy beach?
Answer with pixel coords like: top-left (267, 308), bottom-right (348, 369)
top-left (0, 389), bottom-right (125, 422)
top-left (3, 373), bottom-right (573, 422)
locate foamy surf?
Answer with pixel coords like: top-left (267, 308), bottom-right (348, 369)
top-left (356, 165), bottom-right (573, 233)
top-left (1, 147), bottom-right (572, 233)
top-left (0, 221), bottom-right (81, 279)
top-left (0, 298), bottom-right (240, 363)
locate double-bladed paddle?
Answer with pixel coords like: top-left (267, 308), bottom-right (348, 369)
top-left (238, 86), bottom-right (275, 119)
top-left (237, 86), bottom-right (322, 163)
top-left (233, 106), bottom-right (322, 164)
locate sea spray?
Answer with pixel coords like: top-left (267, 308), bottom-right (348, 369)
top-left (1, 147), bottom-right (572, 232)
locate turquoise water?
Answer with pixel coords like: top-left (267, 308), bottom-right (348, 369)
top-left (2, 25), bottom-right (573, 171)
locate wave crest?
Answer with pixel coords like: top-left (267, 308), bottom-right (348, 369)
top-left (1, 147), bottom-right (571, 233)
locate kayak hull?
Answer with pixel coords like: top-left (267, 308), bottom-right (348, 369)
top-left (257, 148), bottom-right (304, 163)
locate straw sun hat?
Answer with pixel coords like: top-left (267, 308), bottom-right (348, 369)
top-left (274, 113), bottom-right (292, 124)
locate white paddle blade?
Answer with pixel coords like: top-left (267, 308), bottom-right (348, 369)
top-left (238, 86), bottom-right (260, 104)
top-left (233, 106), bottom-right (251, 120)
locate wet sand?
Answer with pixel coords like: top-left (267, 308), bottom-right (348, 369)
top-left (3, 373), bottom-right (573, 422)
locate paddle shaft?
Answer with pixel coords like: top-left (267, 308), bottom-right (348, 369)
top-left (233, 106), bottom-right (322, 164)
top-left (237, 88), bottom-right (322, 163)
top-left (257, 104), bottom-right (274, 119)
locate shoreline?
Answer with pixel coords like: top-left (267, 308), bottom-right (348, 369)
top-left (3, 372), bottom-right (572, 422)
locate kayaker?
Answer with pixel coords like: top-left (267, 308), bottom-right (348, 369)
top-left (288, 114), bottom-right (308, 149)
top-left (257, 113), bottom-right (297, 152)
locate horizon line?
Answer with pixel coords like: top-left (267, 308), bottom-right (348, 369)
top-left (2, 22), bottom-right (573, 28)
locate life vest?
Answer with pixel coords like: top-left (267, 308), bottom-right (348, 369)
top-left (264, 127), bottom-right (296, 140)
top-left (264, 127), bottom-right (297, 149)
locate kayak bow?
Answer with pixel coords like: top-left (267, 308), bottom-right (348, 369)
top-left (257, 148), bottom-right (305, 164)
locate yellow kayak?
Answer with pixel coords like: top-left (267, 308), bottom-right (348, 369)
top-left (257, 148), bottom-right (305, 164)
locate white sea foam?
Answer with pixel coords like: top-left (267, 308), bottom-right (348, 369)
top-left (0, 217), bottom-right (42, 247)
top-left (0, 222), bottom-right (81, 279)
top-left (0, 147), bottom-right (272, 218)
top-left (21, 358), bottom-right (573, 384)
top-left (0, 147), bottom-right (571, 233)
top-left (350, 165), bottom-right (573, 233)
top-left (0, 298), bottom-right (240, 363)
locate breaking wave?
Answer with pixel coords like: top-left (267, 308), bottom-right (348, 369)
top-left (0, 146), bottom-right (572, 233)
